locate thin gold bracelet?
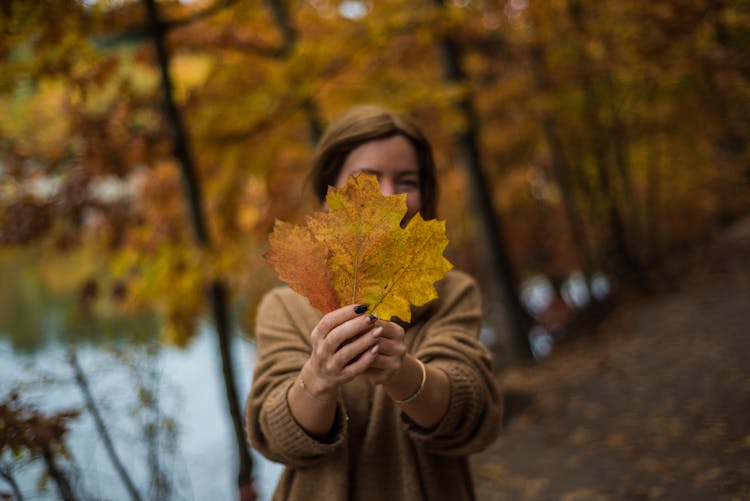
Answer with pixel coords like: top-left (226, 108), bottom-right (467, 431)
top-left (297, 376), bottom-right (313, 395)
top-left (393, 358), bottom-right (426, 405)
top-left (296, 375), bottom-right (340, 400)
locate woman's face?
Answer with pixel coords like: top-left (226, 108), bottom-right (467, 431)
top-left (334, 135), bottom-right (422, 225)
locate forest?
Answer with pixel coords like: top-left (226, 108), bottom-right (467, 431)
top-left (1, 0), bottom-right (749, 499)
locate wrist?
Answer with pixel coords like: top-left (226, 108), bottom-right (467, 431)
top-left (299, 362), bottom-right (339, 401)
top-left (387, 355), bottom-right (426, 404)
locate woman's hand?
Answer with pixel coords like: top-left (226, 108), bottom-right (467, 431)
top-left (365, 320), bottom-right (449, 428)
top-left (300, 304), bottom-right (382, 399)
top-left (365, 319), bottom-right (407, 385)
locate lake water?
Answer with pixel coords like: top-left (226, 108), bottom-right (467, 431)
top-left (1, 246), bottom-right (606, 499)
top-left (0, 324), bottom-right (283, 500)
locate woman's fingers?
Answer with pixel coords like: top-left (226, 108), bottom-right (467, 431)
top-left (363, 320), bottom-right (407, 385)
top-left (311, 304), bottom-right (369, 359)
top-left (341, 343), bottom-right (380, 379)
top-left (309, 311), bottom-right (409, 388)
top-left (371, 320), bottom-right (404, 342)
top-left (324, 313), bottom-right (378, 352)
top-left (366, 322), bottom-right (405, 360)
top-left (309, 305), bottom-right (382, 386)
top-left (367, 348), bottom-right (400, 370)
top-left (370, 335), bottom-right (404, 357)
top-left (312, 304), bottom-right (368, 340)
top-left (329, 326), bottom-right (382, 371)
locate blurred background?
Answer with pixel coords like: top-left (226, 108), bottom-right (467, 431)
top-left (1, 0), bottom-right (748, 499)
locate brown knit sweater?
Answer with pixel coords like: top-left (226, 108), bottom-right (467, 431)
top-left (245, 270), bottom-right (502, 501)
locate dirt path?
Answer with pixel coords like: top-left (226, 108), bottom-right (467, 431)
top-left (472, 217), bottom-right (750, 500)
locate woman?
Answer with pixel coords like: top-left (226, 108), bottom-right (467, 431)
top-left (246, 105), bottom-right (502, 500)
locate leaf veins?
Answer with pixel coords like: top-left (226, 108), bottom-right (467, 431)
top-left (264, 220), bottom-right (340, 314)
top-left (265, 173), bottom-right (453, 322)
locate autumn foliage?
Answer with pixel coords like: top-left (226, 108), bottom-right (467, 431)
top-left (0, 392), bottom-right (80, 496)
top-left (1, 0), bottom-right (749, 497)
top-left (265, 173), bottom-right (452, 322)
top-left (0, 0), bottom-right (748, 342)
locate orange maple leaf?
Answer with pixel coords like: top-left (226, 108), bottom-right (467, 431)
top-left (263, 220), bottom-right (341, 314)
top-left (265, 173), bottom-right (453, 322)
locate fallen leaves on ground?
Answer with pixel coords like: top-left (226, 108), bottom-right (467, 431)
top-left (473, 216), bottom-right (750, 500)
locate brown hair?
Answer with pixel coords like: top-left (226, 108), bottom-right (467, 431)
top-left (308, 105), bottom-right (438, 219)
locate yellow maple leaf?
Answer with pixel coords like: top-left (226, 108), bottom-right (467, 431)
top-left (265, 173), bottom-right (453, 322)
top-left (306, 174), bottom-right (406, 307)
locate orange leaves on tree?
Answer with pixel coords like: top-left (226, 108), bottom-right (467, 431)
top-left (264, 173), bottom-right (453, 322)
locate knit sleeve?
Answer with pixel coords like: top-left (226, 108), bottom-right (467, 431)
top-left (245, 288), bottom-right (348, 467)
top-left (403, 273), bottom-right (503, 455)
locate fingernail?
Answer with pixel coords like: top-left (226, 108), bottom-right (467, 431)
top-left (371, 326), bottom-right (383, 337)
top-left (370, 345), bottom-right (379, 355)
top-left (353, 304), bottom-right (368, 314)
top-left (367, 314), bottom-right (378, 323)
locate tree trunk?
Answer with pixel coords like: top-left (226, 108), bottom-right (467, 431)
top-left (645, 132), bottom-right (662, 264)
top-left (0, 467), bottom-right (24, 501)
top-left (264, 0), bottom-right (324, 145)
top-left (529, 44), bottom-right (595, 274)
top-left (433, 0), bottom-right (533, 361)
top-left (141, 1), bottom-right (256, 498)
top-left (40, 445), bottom-right (77, 501)
top-left (568, 1), bottom-right (641, 280)
top-left (68, 349), bottom-right (142, 501)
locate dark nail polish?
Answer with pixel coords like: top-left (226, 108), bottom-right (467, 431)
top-left (354, 305), bottom-right (368, 314)
top-left (367, 314), bottom-right (378, 323)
